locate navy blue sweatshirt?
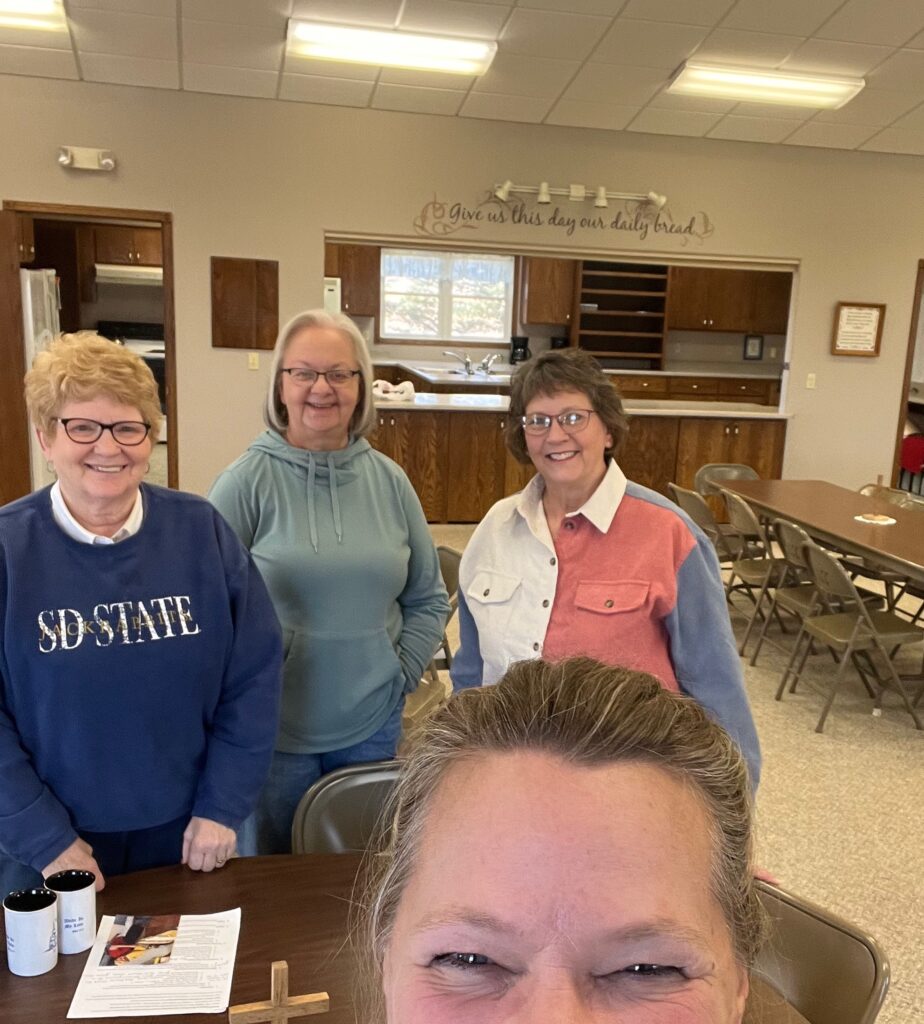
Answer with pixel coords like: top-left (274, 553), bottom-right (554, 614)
top-left (0, 485), bottom-right (282, 871)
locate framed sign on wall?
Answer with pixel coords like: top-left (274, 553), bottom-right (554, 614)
top-left (831, 302), bottom-right (885, 357)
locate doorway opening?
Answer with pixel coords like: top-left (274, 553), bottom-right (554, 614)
top-left (1, 200), bottom-right (177, 504)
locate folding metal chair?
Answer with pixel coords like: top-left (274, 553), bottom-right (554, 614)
top-left (777, 542), bottom-right (924, 732)
top-left (722, 490), bottom-right (788, 656)
top-left (426, 545), bottom-right (461, 684)
top-left (693, 462), bottom-right (759, 496)
top-left (668, 481), bottom-right (745, 564)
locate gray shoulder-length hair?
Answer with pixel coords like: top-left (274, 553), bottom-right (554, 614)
top-left (263, 309), bottom-right (376, 439)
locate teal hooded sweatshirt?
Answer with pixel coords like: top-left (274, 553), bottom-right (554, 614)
top-left (209, 430), bottom-right (449, 753)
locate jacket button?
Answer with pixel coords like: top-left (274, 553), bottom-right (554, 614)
top-left (532, 642), bottom-right (540, 651)
top-left (550, 557), bottom-right (556, 566)
top-left (604, 599), bottom-right (614, 608)
top-left (542, 599), bottom-right (549, 608)
top-left (483, 588), bottom-right (490, 596)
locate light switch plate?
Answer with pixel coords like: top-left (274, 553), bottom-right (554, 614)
top-left (248, 352), bottom-right (259, 370)
top-left (806, 372), bottom-right (816, 389)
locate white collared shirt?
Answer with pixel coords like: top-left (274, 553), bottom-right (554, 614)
top-left (50, 481), bottom-right (144, 545)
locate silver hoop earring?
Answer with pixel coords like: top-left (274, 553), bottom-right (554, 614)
top-left (45, 460), bottom-right (56, 474)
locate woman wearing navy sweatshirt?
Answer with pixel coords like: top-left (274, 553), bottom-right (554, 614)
top-left (0, 334), bottom-right (282, 896)
top-left (209, 310), bottom-right (449, 856)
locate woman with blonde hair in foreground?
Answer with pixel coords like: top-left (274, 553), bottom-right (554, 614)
top-left (358, 656), bottom-right (765, 1024)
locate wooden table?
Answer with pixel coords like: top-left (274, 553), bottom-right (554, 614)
top-left (721, 479), bottom-right (924, 584)
top-left (0, 855), bottom-right (361, 1024)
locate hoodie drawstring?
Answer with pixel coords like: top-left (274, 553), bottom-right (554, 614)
top-left (306, 454), bottom-right (319, 552)
top-left (327, 453), bottom-right (344, 544)
top-left (305, 452), bottom-right (344, 550)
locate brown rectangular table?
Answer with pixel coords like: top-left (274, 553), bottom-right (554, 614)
top-left (721, 479), bottom-right (924, 585)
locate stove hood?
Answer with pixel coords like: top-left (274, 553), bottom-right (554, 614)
top-left (95, 263), bottom-right (163, 285)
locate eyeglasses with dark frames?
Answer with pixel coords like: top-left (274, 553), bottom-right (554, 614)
top-left (54, 418), bottom-right (151, 446)
top-left (281, 368), bottom-right (360, 386)
top-left (521, 409), bottom-right (596, 436)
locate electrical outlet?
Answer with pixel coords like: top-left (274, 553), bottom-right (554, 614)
top-left (248, 352), bottom-right (259, 371)
top-left (806, 372), bottom-right (816, 389)
top-left (768, 346), bottom-right (778, 359)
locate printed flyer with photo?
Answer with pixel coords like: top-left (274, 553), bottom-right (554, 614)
top-left (67, 908), bottom-right (240, 1018)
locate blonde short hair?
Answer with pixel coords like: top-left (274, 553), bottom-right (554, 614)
top-left (264, 309), bottom-right (376, 440)
top-left (357, 657), bottom-right (764, 1021)
top-left (24, 332), bottom-right (163, 442)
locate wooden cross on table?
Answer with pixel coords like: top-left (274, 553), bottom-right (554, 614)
top-left (228, 961), bottom-right (329, 1023)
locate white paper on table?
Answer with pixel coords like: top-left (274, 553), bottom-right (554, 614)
top-left (67, 908), bottom-right (241, 1018)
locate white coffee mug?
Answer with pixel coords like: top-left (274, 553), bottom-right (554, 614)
top-left (3, 888), bottom-right (58, 976)
top-left (44, 870), bottom-right (96, 955)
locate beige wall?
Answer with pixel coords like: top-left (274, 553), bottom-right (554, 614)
top-left (2, 75), bottom-right (920, 494)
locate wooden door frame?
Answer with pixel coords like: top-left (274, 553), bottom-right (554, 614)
top-left (2, 199), bottom-right (178, 489)
top-left (892, 259), bottom-right (924, 487)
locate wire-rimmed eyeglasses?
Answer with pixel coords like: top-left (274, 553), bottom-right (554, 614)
top-left (281, 368), bottom-right (360, 386)
top-left (521, 409), bottom-right (595, 436)
top-left (54, 418), bottom-right (151, 446)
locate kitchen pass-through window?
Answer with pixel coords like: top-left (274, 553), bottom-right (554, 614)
top-left (380, 249), bottom-right (514, 343)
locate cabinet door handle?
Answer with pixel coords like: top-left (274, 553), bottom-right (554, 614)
top-left (692, 384), bottom-right (698, 389)
top-left (724, 426), bottom-right (729, 435)
top-left (128, 251), bottom-right (134, 262)
top-left (734, 426), bottom-right (739, 436)
top-left (390, 418), bottom-right (395, 427)
top-left (642, 381), bottom-right (649, 388)
top-left (740, 385), bottom-right (746, 391)
top-left (29, 245), bottom-right (35, 256)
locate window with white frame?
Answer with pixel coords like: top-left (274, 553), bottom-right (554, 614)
top-left (380, 249), bottom-right (515, 343)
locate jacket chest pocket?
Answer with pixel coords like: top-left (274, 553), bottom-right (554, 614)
top-left (466, 570), bottom-right (522, 652)
top-left (574, 580), bottom-right (650, 616)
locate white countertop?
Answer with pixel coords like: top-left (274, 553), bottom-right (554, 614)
top-left (374, 393), bottom-right (788, 419)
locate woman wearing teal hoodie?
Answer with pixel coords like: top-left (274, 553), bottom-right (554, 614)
top-left (209, 309), bottom-right (449, 854)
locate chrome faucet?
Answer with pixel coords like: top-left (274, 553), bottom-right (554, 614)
top-left (476, 353), bottom-right (500, 374)
top-left (443, 350), bottom-right (473, 375)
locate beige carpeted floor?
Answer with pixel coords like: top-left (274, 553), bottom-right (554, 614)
top-left (415, 523), bottom-right (924, 1024)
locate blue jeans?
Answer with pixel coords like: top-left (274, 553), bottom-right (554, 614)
top-left (238, 699), bottom-right (404, 856)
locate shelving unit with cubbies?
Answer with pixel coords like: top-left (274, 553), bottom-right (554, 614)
top-left (570, 260), bottom-right (669, 368)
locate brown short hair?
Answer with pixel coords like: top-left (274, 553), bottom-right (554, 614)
top-left (24, 332), bottom-right (163, 441)
top-left (505, 349), bottom-right (629, 464)
top-left (356, 657), bottom-right (764, 1021)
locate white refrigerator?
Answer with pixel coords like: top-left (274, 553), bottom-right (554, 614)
top-left (21, 269), bottom-right (60, 491)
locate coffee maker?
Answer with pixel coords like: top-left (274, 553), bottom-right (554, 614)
top-left (510, 336), bottom-right (531, 364)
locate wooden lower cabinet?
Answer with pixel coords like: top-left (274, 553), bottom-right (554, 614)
top-left (445, 413), bottom-right (508, 522)
top-left (619, 417), bottom-right (680, 496)
top-left (370, 410), bottom-right (448, 522)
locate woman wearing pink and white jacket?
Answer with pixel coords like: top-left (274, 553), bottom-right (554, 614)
top-left (450, 349), bottom-right (761, 787)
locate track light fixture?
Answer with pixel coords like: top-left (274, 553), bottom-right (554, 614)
top-left (492, 181), bottom-right (667, 209)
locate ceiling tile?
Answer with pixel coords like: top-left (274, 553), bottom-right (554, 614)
top-left (515, 0), bottom-right (627, 15)
top-left (290, 0), bottom-right (402, 27)
top-left (471, 51), bottom-right (580, 98)
top-left (68, 0), bottom-right (175, 13)
top-left (181, 0), bottom-right (290, 28)
top-left (646, 91), bottom-right (735, 113)
top-left (907, 29), bottom-right (924, 49)
top-left (561, 63), bottom-right (666, 106)
top-left (283, 53), bottom-right (380, 79)
top-left (184, 64), bottom-right (279, 97)
top-left (866, 50), bottom-right (924, 91)
top-left (500, 9), bottom-right (610, 61)
top-left (593, 18), bottom-right (709, 69)
top-left (620, 0), bottom-right (734, 28)
top-left (693, 29), bottom-right (803, 67)
top-left (379, 66), bottom-right (475, 88)
top-left (80, 52), bottom-right (179, 89)
top-left (182, 19), bottom-right (284, 71)
top-left (783, 121), bottom-right (879, 148)
top-left (721, 101), bottom-right (813, 120)
top-left (720, 0), bottom-right (842, 37)
top-left (891, 101), bottom-right (924, 131)
top-left (69, 10), bottom-right (176, 60)
top-left (0, 43), bottom-right (77, 78)
top-left (707, 114), bottom-right (803, 143)
top-left (459, 90), bottom-right (550, 123)
top-left (544, 99), bottom-right (638, 130)
top-left (816, 0), bottom-right (924, 48)
top-left (626, 106), bottom-right (723, 136)
top-left (859, 126), bottom-right (924, 154)
top-left (781, 39), bottom-right (893, 77)
top-left (0, 25), bottom-right (71, 49)
top-left (280, 72), bottom-right (374, 104)
top-left (372, 82), bottom-right (465, 114)
top-left (814, 87), bottom-right (921, 125)
top-left (399, 0), bottom-right (509, 39)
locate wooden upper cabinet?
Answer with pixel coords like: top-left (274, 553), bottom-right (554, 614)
top-left (667, 267), bottom-right (791, 334)
top-left (94, 225), bottom-right (163, 266)
top-left (16, 214), bottom-right (35, 265)
top-left (211, 256), bottom-right (279, 350)
top-left (325, 242), bottom-right (380, 317)
top-left (521, 257), bottom-right (576, 325)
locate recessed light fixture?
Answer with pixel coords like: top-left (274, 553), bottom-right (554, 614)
top-left (667, 61), bottom-right (864, 109)
top-left (287, 20), bottom-right (497, 75)
top-left (0, 0), bottom-right (67, 31)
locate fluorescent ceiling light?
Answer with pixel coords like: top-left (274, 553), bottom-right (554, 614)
top-left (668, 62), bottom-right (864, 109)
top-left (287, 20), bottom-right (496, 75)
top-left (0, 0), bottom-right (67, 31)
